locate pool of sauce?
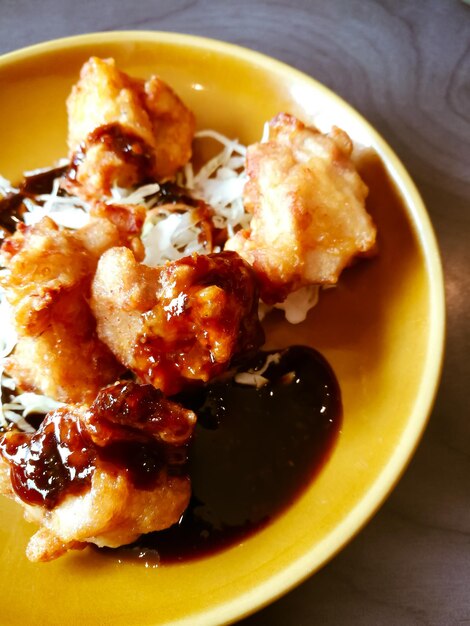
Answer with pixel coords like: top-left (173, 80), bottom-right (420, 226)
top-left (112, 345), bottom-right (342, 564)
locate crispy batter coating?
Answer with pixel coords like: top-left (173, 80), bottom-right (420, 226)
top-left (0, 211), bottom-right (143, 402)
top-left (0, 382), bottom-right (196, 561)
top-left (85, 201), bottom-right (146, 261)
top-left (225, 113), bottom-right (377, 303)
top-left (91, 248), bottom-right (264, 395)
top-left (143, 75), bottom-right (195, 179)
top-left (64, 57), bottom-right (195, 200)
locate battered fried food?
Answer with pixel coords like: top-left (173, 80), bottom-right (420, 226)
top-left (0, 207), bottom-right (145, 402)
top-left (225, 113), bottom-right (377, 303)
top-left (64, 57), bottom-right (195, 199)
top-left (85, 201), bottom-right (146, 261)
top-left (0, 382), bottom-right (196, 561)
top-left (91, 248), bottom-right (264, 395)
top-left (143, 74), bottom-right (196, 180)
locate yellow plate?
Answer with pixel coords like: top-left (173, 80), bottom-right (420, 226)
top-left (0, 32), bottom-right (444, 626)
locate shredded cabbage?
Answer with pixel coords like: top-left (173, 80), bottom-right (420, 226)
top-left (1, 387), bottom-right (64, 433)
top-left (234, 352), bottom-right (281, 388)
top-left (140, 129), bottom-right (250, 266)
top-left (190, 130), bottom-right (250, 238)
top-left (0, 175), bottom-right (19, 195)
top-left (275, 285), bottom-right (320, 324)
top-left (111, 182), bottom-right (161, 206)
top-left (143, 211), bottom-right (206, 265)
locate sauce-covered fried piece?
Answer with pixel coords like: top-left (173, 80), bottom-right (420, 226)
top-left (64, 57), bottom-right (195, 200)
top-left (0, 381), bottom-right (196, 561)
top-left (226, 113), bottom-right (377, 303)
top-left (0, 209), bottom-right (144, 402)
top-left (91, 249), bottom-right (264, 395)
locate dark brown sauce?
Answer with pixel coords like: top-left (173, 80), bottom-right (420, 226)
top-left (67, 123), bottom-right (154, 182)
top-left (110, 345), bottom-right (342, 564)
top-left (20, 165), bottom-right (68, 195)
top-left (0, 410), bottom-right (95, 509)
top-left (152, 181), bottom-right (199, 207)
top-left (0, 164), bottom-right (67, 240)
top-left (0, 194), bottom-right (26, 238)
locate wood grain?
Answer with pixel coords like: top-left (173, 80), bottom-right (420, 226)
top-left (1, 1), bottom-right (469, 624)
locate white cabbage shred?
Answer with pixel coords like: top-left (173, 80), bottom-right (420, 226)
top-left (189, 129), bottom-right (250, 237)
top-left (1, 390), bottom-right (64, 433)
top-left (0, 175), bottom-right (19, 195)
top-left (139, 129), bottom-right (250, 266)
top-left (22, 176), bottom-right (91, 229)
top-left (234, 352), bottom-right (282, 388)
top-left (275, 285), bottom-right (320, 324)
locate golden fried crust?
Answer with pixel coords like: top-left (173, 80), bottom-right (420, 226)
top-left (91, 248), bottom-right (264, 395)
top-left (1, 218), bottom-right (93, 334)
top-left (1, 217), bottom-right (124, 402)
top-left (143, 75), bottom-right (195, 179)
top-left (4, 331), bottom-right (120, 405)
top-left (64, 57), bottom-right (195, 200)
top-left (84, 202), bottom-right (146, 261)
top-left (0, 382), bottom-right (196, 561)
top-left (66, 58), bottom-right (157, 153)
top-left (225, 113), bottom-right (377, 303)
top-left (24, 468), bottom-right (190, 561)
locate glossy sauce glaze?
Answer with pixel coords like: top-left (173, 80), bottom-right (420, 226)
top-left (0, 410), bottom-right (94, 509)
top-left (0, 165), bottom-right (67, 240)
top-left (67, 122), bottom-right (154, 182)
top-left (130, 250), bottom-right (264, 396)
top-left (113, 345), bottom-right (342, 564)
top-left (0, 382), bottom-right (193, 509)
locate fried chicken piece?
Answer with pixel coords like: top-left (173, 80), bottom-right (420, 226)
top-left (0, 382), bottom-right (196, 561)
top-left (142, 75), bottom-right (195, 180)
top-left (84, 201), bottom-right (146, 261)
top-left (64, 57), bottom-right (195, 200)
top-left (1, 204), bottom-right (146, 402)
top-left (91, 248), bottom-right (264, 395)
top-left (0, 211), bottom-right (148, 402)
top-left (225, 113), bottom-right (377, 303)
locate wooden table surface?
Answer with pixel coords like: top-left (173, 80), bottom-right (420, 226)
top-left (1, 1), bottom-right (469, 624)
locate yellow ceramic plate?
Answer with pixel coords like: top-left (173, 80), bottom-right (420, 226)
top-left (0, 32), bottom-right (444, 626)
